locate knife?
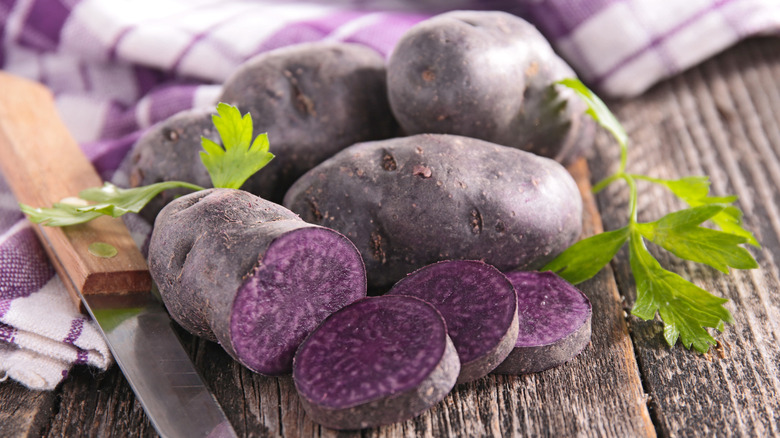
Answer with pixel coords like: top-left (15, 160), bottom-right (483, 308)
top-left (0, 72), bottom-right (238, 438)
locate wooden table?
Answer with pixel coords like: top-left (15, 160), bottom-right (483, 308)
top-left (3, 37), bottom-right (779, 438)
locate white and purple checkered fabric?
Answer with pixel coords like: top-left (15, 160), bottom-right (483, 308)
top-left (1, 0), bottom-right (778, 390)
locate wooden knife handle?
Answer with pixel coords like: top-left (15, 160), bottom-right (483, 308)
top-left (0, 72), bottom-right (151, 308)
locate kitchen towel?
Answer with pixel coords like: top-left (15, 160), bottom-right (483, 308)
top-left (1, 0), bottom-right (778, 390)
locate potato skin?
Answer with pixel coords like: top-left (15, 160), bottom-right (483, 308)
top-left (148, 189), bottom-right (299, 341)
top-left (126, 108), bottom-right (217, 222)
top-left (148, 188), bottom-right (367, 375)
top-left (219, 41), bottom-right (400, 202)
top-left (284, 134), bottom-right (582, 289)
top-left (387, 10), bottom-right (594, 165)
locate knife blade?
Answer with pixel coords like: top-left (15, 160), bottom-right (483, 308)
top-left (0, 72), bottom-right (237, 438)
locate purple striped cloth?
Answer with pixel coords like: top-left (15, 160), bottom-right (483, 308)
top-left (1, 0), bottom-right (778, 390)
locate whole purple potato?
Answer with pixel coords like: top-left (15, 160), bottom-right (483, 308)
top-left (387, 10), bottom-right (594, 165)
top-left (283, 134), bottom-right (582, 289)
top-left (218, 41), bottom-right (400, 201)
top-left (149, 189), bottom-right (367, 375)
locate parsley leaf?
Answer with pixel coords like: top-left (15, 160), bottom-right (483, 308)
top-left (635, 175), bottom-right (760, 247)
top-left (542, 227), bottom-right (629, 284)
top-left (557, 78), bottom-right (628, 149)
top-left (629, 232), bottom-right (733, 352)
top-left (76, 181), bottom-right (205, 217)
top-left (20, 103), bottom-right (273, 227)
top-left (200, 102), bottom-right (274, 190)
top-left (20, 181), bottom-right (204, 226)
top-left (20, 202), bottom-right (103, 227)
top-left (547, 78), bottom-right (759, 353)
top-left (636, 205), bottom-right (758, 273)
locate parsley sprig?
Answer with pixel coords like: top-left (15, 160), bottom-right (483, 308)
top-left (21, 103), bottom-right (274, 226)
top-left (544, 78), bottom-right (759, 353)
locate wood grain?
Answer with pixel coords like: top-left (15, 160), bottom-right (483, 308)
top-left (0, 381), bottom-right (57, 437)
top-left (0, 72), bottom-right (150, 307)
top-left (588, 37), bottom-right (780, 437)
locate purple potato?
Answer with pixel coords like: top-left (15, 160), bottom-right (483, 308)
top-left (492, 271), bottom-right (591, 374)
top-left (293, 295), bottom-right (459, 430)
top-left (283, 134), bottom-right (582, 289)
top-left (387, 10), bottom-right (595, 165)
top-left (218, 41), bottom-right (400, 202)
top-left (388, 260), bottom-right (518, 383)
top-left (148, 188), bottom-right (367, 375)
top-left (126, 108), bottom-right (217, 222)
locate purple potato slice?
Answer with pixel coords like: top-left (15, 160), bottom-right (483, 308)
top-left (493, 271), bottom-right (591, 374)
top-left (293, 295), bottom-right (459, 430)
top-left (388, 260), bottom-right (518, 383)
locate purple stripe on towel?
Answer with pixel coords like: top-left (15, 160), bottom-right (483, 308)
top-left (0, 322), bottom-right (16, 344)
top-left (0, 227), bottom-right (56, 300)
top-left (18, 0), bottom-right (74, 51)
top-left (0, 209), bottom-right (24, 233)
top-left (0, 0), bottom-right (17, 66)
top-left (63, 318), bottom-right (85, 345)
top-left (148, 84), bottom-right (199, 125)
top-left (84, 130), bottom-right (145, 180)
top-left (519, 0), bottom-right (615, 40)
top-left (251, 10), bottom-right (371, 56)
top-left (0, 299), bottom-right (11, 319)
top-left (134, 66), bottom-right (170, 97)
top-left (343, 12), bottom-right (428, 57)
top-left (170, 6), bottom-right (262, 73)
top-left (75, 349), bottom-right (88, 364)
top-left (591, 0), bottom-right (737, 87)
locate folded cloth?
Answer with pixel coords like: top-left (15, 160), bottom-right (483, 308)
top-left (1, 0), bottom-right (778, 390)
top-left (519, 0), bottom-right (780, 97)
top-left (0, 202), bottom-right (111, 390)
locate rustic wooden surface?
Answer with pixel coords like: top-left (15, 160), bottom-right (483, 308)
top-left (2, 37), bottom-right (780, 437)
top-left (588, 37), bottom-right (780, 438)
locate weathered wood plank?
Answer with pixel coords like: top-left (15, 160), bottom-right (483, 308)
top-left (588, 37), bottom-right (780, 438)
top-left (46, 364), bottom-right (156, 437)
top-left (0, 380), bottom-right (57, 437)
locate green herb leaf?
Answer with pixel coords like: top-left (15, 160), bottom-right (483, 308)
top-left (637, 206), bottom-right (759, 273)
top-left (556, 78), bottom-right (628, 149)
top-left (651, 176), bottom-right (711, 201)
top-left (200, 102), bottom-right (275, 189)
top-left (549, 78), bottom-right (759, 353)
top-left (20, 202), bottom-right (103, 226)
top-left (542, 227), bottom-right (629, 284)
top-left (708, 206), bottom-right (759, 247)
top-left (629, 232), bottom-right (733, 353)
top-left (76, 181), bottom-right (205, 217)
top-left (644, 204), bottom-right (725, 229)
top-left (643, 176), bottom-right (760, 247)
top-left (20, 181), bottom-right (205, 226)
